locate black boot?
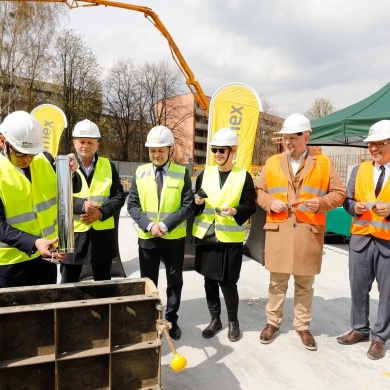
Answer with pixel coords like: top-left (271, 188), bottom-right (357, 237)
top-left (202, 317), bottom-right (222, 338)
top-left (228, 321), bottom-right (240, 342)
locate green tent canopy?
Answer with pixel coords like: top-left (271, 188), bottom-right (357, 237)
top-left (309, 82), bottom-right (390, 147)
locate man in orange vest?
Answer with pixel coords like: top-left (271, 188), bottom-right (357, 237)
top-left (256, 113), bottom-right (345, 351)
top-left (337, 120), bottom-right (390, 360)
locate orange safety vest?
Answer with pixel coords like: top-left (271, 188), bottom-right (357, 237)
top-left (351, 161), bottom-right (390, 239)
top-left (265, 153), bottom-right (330, 226)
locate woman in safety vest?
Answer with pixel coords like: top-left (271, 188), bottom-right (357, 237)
top-left (193, 127), bottom-right (256, 342)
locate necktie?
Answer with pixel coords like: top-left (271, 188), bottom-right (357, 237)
top-left (156, 167), bottom-right (164, 195)
top-left (375, 165), bottom-right (385, 197)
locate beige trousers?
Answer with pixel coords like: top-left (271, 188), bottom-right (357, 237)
top-left (265, 272), bottom-right (315, 330)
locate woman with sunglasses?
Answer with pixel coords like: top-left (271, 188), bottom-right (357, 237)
top-left (193, 127), bottom-right (256, 342)
top-left (0, 110), bottom-right (80, 287)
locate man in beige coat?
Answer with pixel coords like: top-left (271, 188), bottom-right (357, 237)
top-left (256, 113), bottom-right (345, 351)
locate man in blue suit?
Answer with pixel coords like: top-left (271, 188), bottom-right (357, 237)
top-left (338, 120), bottom-right (390, 360)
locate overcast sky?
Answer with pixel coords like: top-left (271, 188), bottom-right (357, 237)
top-left (67, 0), bottom-right (390, 118)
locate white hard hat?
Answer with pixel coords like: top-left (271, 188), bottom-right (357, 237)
top-left (210, 127), bottom-right (239, 147)
top-left (278, 113), bottom-right (312, 134)
top-left (363, 120), bottom-right (390, 142)
top-left (73, 119), bottom-right (101, 138)
top-left (145, 126), bottom-right (174, 147)
top-left (0, 111), bottom-right (43, 154)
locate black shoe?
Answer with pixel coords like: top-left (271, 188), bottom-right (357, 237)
top-left (228, 321), bottom-right (240, 342)
top-left (202, 318), bottom-right (222, 338)
top-left (169, 323), bottom-right (181, 340)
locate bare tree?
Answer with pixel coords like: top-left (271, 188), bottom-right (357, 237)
top-left (253, 96), bottom-right (283, 165)
top-left (104, 59), bottom-right (192, 161)
top-left (52, 29), bottom-right (102, 153)
top-left (305, 97), bottom-right (336, 120)
top-left (137, 61), bottom-right (192, 149)
top-left (0, 1), bottom-right (65, 119)
top-left (103, 58), bottom-right (141, 161)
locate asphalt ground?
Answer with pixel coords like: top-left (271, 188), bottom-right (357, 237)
top-left (101, 206), bottom-right (390, 389)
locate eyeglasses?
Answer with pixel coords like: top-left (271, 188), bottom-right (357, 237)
top-left (211, 147), bottom-right (230, 154)
top-left (282, 135), bottom-right (302, 143)
top-left (8, 143), bottom-right (36, 158)
top-left (367, 141), bottom-right (390, 149)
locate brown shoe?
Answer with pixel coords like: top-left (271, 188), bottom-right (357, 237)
top-left (337, 330), bottom-right (369, 345)
top-left (367, 340), bottom-right (385, 360)
top-left (259, 323), bottom-right (280, 344)
top-left (296, 330), bottom-right (317, 351)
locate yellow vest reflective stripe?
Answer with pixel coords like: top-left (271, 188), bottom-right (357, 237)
top-left (136, 163), bottom-right (187, 239)
top-left (351, 161), bottom-right (390, 239)
top-left (0, 154), bottom-right (57, 264)
top-left (265, 154), bottom-right (330, 226)
top-left (73, 157), bottom-right (114, 232)
top-left (192, 166), bottom-right (248, 243)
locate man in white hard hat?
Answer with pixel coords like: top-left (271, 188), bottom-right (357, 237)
top-left (256, 113), bottom-right (345, 351)
top-left (0, 110), bottom-right (79, 287)
top-left (193, 127), bottom-right (256, 342)
top-left (60, 119), bottom-right (126, 283)
top-left (128, 125), bottom-right (193, 340)
top-left (337, 119), bottom-right (390, 360)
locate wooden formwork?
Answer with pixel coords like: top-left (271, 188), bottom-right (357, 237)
top-left (0, 278), bottom-right (163, 390)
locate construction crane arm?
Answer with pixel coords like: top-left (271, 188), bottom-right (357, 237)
top-left (10, 0), bottom-right (210, 114)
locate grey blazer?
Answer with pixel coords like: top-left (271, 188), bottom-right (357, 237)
top-left (343, 164), bottom-right (390, 256)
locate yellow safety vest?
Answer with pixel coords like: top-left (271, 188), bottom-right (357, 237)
top-left (0, 154), bottom-right (58, 265)
top-left (192, 166), bottom-right (248, 243)
top-left (265, 154), bottom-right (330, 226)
top-left (136, 162), bottom-right (187, 239)
top-left (351, 161), bottom-right (390, 239)
top-left (73, 157), bottom-right (114, 232)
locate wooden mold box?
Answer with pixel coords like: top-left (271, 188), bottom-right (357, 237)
top-left (0, 278), bottom-right (163, 390)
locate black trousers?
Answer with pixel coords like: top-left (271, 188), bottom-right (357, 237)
top-left (139, 242), bottom-right (184, 325)
top-left (60, 261), bottom-right (112, 283)
top-left (197, 243), bottom-right (243, 322)
top-left (0, 257), bottom-right (57, 288)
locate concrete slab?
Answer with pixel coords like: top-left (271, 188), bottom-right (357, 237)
top-left (117, 206), bottom-right (390, 390)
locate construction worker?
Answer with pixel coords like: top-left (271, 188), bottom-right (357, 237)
top-left (128, 125), bottom-right (193, 340)
top-left (193, 127), bottom-right (256, 342)
top-left (256, 113), bottom-right (345, 350)
top-left (0, 110), bottom-right (80, 287)
top-left (60, 119), bottom-right (126, 283)
top-left (337, 120), bottom-right (390, 360)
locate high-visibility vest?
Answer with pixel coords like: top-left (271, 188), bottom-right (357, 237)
top-left (351, 161), bottom-right (390, 239)
top-left (265, 154), bottom-right (330, 226)
top-left (136, 162), bottom-right (187, 239)
top-left (192, 166), bottom-right (248, 243)
top-left (73, 157), bottom-right (114, 232)
top-left (0, 154), bottom-right (57, 265)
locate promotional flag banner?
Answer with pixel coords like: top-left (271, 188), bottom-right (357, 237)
top-left (31, 104), bottom-right (67, 157)
top-left (206, 83), bottom-right (262, 171)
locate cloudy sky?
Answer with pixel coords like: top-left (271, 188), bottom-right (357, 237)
top-left (66, 0), bottom-right (390, 118)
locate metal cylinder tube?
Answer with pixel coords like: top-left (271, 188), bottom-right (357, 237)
top-left (56, 155), bottom-right (74, 254)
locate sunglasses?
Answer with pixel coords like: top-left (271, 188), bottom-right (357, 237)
top-left (211, 147), bottom-right (230, 154)
top-left (7, 143), bottom-right (36, 158)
